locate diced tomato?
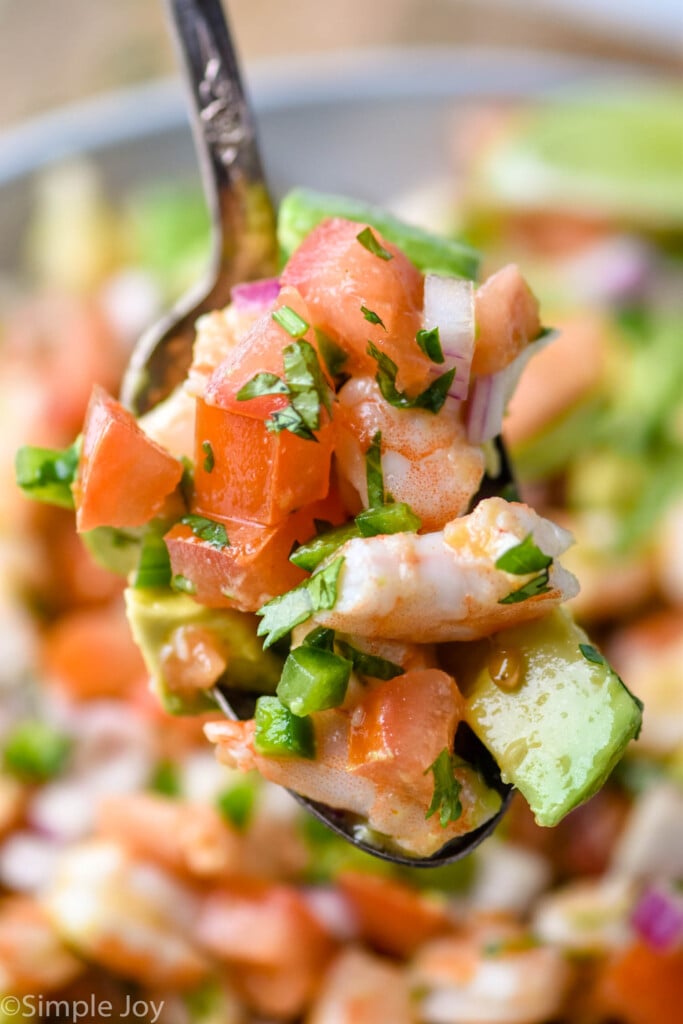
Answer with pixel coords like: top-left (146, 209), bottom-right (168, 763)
top-left (165, 493), bottom-right (346, 612)
top-left (281, 217), bottom-right (428, 391)
top-left (41, 599), bottom-right (147, 701)
top-left (337, 871), bottom-right (452, 957)
top-left (74, 386), bottom-right (183, 531)
top-left (472, 264), bottom-right (540, 376)
top-left (592, 941), bottom-right (683, 1024)
top-left (348, 669), bottom-right (465, 787)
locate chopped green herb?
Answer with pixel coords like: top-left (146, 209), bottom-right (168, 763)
top-left (179, 455), bottom-right (194, 507)
top-left (424, 749), bottom-right (463, 828)
top-left (303, 626), bottom-right (336, 651)
top-left (277, 645), bottom-right (352, 716)
top-left (315, 328), bottom-right (348, 381)
top-left (254, 697), bottom-right (315, 758)
top-left (201, 441), bottom-right (215, 473)
top-left (272, 305), bottom-right (310, 338)
top-left (289, 522), bottom-right (359, 572)
top-left (181, 514), bottom-right (229, 550)
top-left (495, 534), bottom-right (552, 576)
top-left (416, 326), bottom-right (445, 364)
top-left (334, 640), bottom-right (404, 681)
top-left (498, 569), bottom-right (552, 605)
top-left (356, 502), bottom-right (421, 537)
top-left (367, 341), bottom-right (454, 414)
top-left (257, 557), bottom-right (344, 648)
top-left (216, 780), bottom-right (256, 830)
top-left (266, 404), bottom-right (318, 441)
top-left (171, 574), bottom-right (197, 595)
top-left (361, 305), bottom-right (386, 329)
top-left (284, 340), bottom-right (332, 414)
top-left (236, 372), bottom-right (289, 402)
top-left (149, 759), bottom-right (181, 797)
top-left (15, 440), bottom-right (80, 509)
top-left (356, 227), bottom-right (393, 261)
top-left (3, 721), bottom-right (72, 783)
top-left (365, 431), bottom-right (385, 508)
top-left (579, 643), bottom-right (608, 667)
top-left (133, 530), bottom-right (172, 589)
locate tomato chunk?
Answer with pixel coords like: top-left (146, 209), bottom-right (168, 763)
top-left (281, 217), bottom-right (428, 391)
top-left (74, 386), bottom-right (182, 531)
top-left (592, 941), bottom-right (683, 1024)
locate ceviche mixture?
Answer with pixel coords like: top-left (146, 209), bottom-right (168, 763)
top-left (0, 86), bottom-right (681, 1024)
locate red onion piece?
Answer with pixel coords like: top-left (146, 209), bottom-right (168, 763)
top-left (422, 274), bottom-right (475, 400)
top-left (632, 884), bottom-right (683, 952)
top-left (231, 277), bottom-right (280, 312)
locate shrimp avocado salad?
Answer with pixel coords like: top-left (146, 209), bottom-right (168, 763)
top-left (15, 189), bottom-right (642, 858)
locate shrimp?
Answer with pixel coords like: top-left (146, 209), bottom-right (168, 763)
top-left (335, 376), bottom-right (485, 531)
top-left (314, 497), bottom-right (578, 643)
top-left (44, 840), bottom-right (210, 988)
top-left (95, 792), bottom-right (242, 881)
top-left (308, 947), bottom-right (415, 1024)
top-left (411, 931), bottom-right (571, 1024)
top-left (0, 895), bottom-right (83, 995)
top-left (206, 669), bottom-right (501, 858)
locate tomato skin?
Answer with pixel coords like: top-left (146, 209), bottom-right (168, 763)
top-left (74, 386), bottom-right (182, 531)
top-left (165, 493), bottom-right (347, 612)
top-left (281, 217), bottom-right (428, 391)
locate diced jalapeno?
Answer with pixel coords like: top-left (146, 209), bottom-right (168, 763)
top-left (254, 697), bottom-right (315, 758)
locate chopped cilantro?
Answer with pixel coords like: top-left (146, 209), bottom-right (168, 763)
top-left (266, 404), bottom-right (318, 441)
top-left (15, 440), bottom-right (80, 509)
top-left (171, 573), bottom-right (197, 594)
top-left (307, 557), bottom-right (344, 610)
top-left (355, 501), bottom-right (421, 537)
top-left (238, 340), bottom-right (331, 443)
top-left (236, 372), bottom-right (289, 401)
top-left (367, 341), bottom-right (454, 414)
top-left (181, 514), bottom-right (229, 550)
top-left (149, 759), bottom-right (181, 797)
top-left (201, 440), bottom-right (215, 473)
top-left (356, 227), bottom-right (393, 261)
top-left (315, 328), bottom-right (348, 381)
top-left (290, 522), bottom-right (359, 571)
top-left (424, 749), bottom-right (463, 828)
top-left (495, 534), bottom-right (552, 575)
top-left (361, 305), bottom-right (386, 329)
top-left (334, 640), bottom-right (404, 681)
top-left (272, 305), bottom-right (310, 338)
top-left (579, 643), bottom-right (608, 667)
top-left (416, 326), bottom-right (444, 364)
top-left (303, 626), bottom-right (336, 651)
top-left (257, 557), bottom-right (345, 648)
top-left (499, 569), bottom-right (552, 605)
top-left (365, 431), bottom-right (385, 508)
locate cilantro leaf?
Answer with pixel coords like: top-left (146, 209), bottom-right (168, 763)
top-left (365, 430), bottom-right (385, 508)
top-left (498, 569), bottom-right (552, 605)
top-left (424, 749), bottom-right (463, 828)
top-left (315, 328), bottom-right (348, 381)
top-left (495, 534), bottom-right (552, 575)
top-left (356, 227), bottom-right (393, 261)
top-left (361, 305), bottom-right (386, 329)
top-left (201, 440), bottom-right (215, 473)
top-left (257, 557), bottom-right (344, 648)
top-left (266, 405), bottom-right (318, 441)
top-left (367, 342), bottom-right (454, 415)
top-left (15, 439), bottom-right (80, 509)
top-left (334, 640), bottom-right (404, 681)
top-left (236, 373), bottom-right (289, 401)
top-left (307, 557), bottom-right (344, 611)
top-left (579, 643), bottom-right (608, 667)
top-left (171, 574), bottom-right (197, 594)
top-left (181, 514), bottom-right (230, 550)
top-left (416, 326), bottom-right (444, 364)
top-left (272, 305), bottom-right (310, 338)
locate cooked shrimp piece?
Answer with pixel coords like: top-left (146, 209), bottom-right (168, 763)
top-left (472, 264), bottom-right (541, 377)
top-left (96, 792), bottom-right (242, 881)
top-left (335, 377), bottom-right (485, 530)
top-left (44, 840), bottom-right (210, 988)
top-left (308, 947), bottom-right (415, 1024)
top-left (207, 669), bottom-right (501, 859)
top-left (314, 497), bottom-right (578, 643)
top-left (0, 895), bottom-right (83, 995)
top-left (412, 932), bottom-right (571, 1024)
top-left (196, 880), bottom-right (337, 1019)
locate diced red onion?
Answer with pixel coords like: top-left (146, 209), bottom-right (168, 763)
top-left (422, 274), bottom-right (475, 400)
top-left (563, 236), bottom-right (652, 304)
top-left (231, 277), bottom-right (280, 312)
top-left (632, 884), bottom-right (683, 952)
top-left (467, 331), bottom-right (557, 444)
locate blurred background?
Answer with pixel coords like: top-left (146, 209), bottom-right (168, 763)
top-left (0, 0), bottom-right (681, 127)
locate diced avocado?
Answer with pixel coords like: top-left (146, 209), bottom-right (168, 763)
top-left (453, 608), bottom-right (643, 827)
top-left (82, 525), bottom-right (145, 576)
top-left (124, 588), bottom-right (283, 715)
top-left (254, 696), bottom-right (315, 759)
top-left (278, 188), bottom-right (481, 280)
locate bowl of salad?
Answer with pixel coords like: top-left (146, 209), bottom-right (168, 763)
top-left (1, 47), bottom-right (682, 1024)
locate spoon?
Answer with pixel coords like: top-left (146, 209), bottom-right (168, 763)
top-left (123, 0), bottom-right (513, 866)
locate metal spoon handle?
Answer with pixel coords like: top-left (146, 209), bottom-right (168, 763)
top-left (165, 0), bottom-right (278, 283)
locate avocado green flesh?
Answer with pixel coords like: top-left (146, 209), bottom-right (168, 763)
top-left (455, 608), bottom-right (642, 827)
top-left (124, 588), bottom-right (283, 716)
